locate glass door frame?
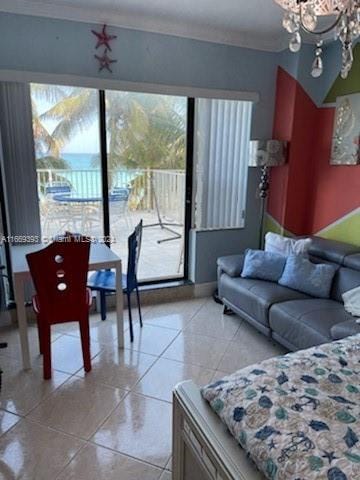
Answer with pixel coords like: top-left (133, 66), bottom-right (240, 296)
top-left (98, 90), bottom-right (194, 285)
top-left (0, 156), bottom-right (14, 302)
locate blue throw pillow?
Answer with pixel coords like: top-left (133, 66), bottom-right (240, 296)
top-left (241, 249), bottom-right (286, 282)
top-left (279, 255), bottom-right (337, 298)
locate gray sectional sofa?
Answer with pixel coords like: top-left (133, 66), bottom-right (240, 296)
top-left (217, 237), bottom-right (360, 351)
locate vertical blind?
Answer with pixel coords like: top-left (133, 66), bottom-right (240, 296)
top-left (0, 82), bottom-right (40, 241)
top-left (194, 98), bottom-right (252, 230)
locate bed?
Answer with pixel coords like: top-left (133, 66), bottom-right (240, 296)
top-left (173, 334), bottom-right (360, 480)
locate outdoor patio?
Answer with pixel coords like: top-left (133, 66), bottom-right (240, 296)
top-left (38, 169), bottom-right (185, 281)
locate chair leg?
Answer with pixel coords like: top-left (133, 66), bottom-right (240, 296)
top-left (42, 323), bottom-right (52, 380)
top-left (127, 292), bottom-right (134, 343)
top-left (136, 286), bottom-right (143, 328)
top-left (79, 316), bottom-right (91, 373)
top-left (37, 320), bottom-right (43, 355)
top-left (100, 291), bottom-right (107, 321)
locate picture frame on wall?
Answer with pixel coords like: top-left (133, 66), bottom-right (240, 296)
top-left (331, 93), bottom-right (360, 165)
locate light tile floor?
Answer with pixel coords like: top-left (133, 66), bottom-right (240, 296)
top-left (0, 297), bottom-right (287, 479)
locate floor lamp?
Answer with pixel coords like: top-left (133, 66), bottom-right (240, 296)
top-left (249, 140), bottom-right (287, 249)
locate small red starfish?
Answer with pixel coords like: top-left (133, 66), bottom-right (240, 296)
top-left (94, 49), bottom-right (117, 73)
top-left (92, 24), bottom-right (117, 51)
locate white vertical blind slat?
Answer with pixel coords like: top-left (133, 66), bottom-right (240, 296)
top-left (195, 98), bottom-right (252, 230)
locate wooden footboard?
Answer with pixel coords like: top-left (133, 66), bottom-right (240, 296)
top-left (173, 381), bottom-right (265, 480)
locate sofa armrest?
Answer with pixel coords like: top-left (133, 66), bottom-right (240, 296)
top-left (217, 254), bottom-right (244, 278)
top-left (331, 319), bottom-right (360, 340)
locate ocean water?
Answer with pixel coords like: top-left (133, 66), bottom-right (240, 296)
top-left (50, 153), bottom-right (137, 197)
top-left (62, 152), bottom-right (97, 169)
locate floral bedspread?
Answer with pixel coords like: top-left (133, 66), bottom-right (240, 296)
top-left (201, 335), bottom-right (360, 480)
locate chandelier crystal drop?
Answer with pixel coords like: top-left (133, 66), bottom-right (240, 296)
top-left (274, 0), bottom-right (360, 78)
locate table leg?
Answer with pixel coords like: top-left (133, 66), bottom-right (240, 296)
top-left (115, 261), bottom-right (124, 348)
top-left (13, 275), bottom-right (31, 369)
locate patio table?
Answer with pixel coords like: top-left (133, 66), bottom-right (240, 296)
top-left (11, 242), bottom-right (124, 370)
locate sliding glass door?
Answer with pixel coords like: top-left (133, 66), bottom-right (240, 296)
top-left (31, 84), bottom-right (103, 239)
top-left (105, 91), bottom-right (187, 281)
top-left (31, 84), bottom-right (188, 282)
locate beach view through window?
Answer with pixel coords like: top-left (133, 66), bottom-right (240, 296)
top-left (31, 84), bottom-right (187, 281)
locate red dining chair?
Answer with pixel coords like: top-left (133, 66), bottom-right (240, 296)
top-left (26, 238), bottom-right (92, 379)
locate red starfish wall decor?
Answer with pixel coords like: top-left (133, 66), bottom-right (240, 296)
top-left (94, 48), bottom-right (117, 73)
top-left (92, 24), bottom-right (117, 51)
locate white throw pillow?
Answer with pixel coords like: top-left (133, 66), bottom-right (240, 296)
top-left (342, 286), bottom-right (360, 321)
top-left (265, 232), bottom-right (312, 257)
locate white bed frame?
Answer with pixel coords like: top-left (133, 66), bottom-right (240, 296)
top-left (173, 381), bottom-right (266, 480)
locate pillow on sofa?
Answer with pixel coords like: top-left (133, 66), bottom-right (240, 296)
top-left (241, 249), bottom-right (286, 282)
top-left (342, 285), bottom-right (360, 317)
top-left (265, 232), bottom-right (312, 256)
top-left (279, 255), bottom-right (337, 298)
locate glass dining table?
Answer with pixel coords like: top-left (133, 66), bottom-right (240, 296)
top-left (50, 193), bottom-right (126, 235)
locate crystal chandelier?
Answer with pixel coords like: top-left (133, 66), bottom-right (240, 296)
top-left (274, 0), bottom-right (360, 78)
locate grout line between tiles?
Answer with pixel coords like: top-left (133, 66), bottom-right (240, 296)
top-left (88, 436), bottom-right (169, 472)
top-left (213, 334), bottom-right (235, 372)
top-left (0, 409), bottom-right (24, 438)
top-left (53, 441), bottom-right (88, 480)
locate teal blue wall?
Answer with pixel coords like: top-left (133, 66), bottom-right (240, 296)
top-left (0, 12), bottom-right (329, 283)
top-left (0, 12), bottom-right (285, 139)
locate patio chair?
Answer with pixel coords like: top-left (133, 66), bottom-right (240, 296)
top-left (111, 186), bottom-right (130, 200)
top-left (26, 238), bottom-right (92, 379)
top-left (87, 220), bottom-right (143, 343)
top-left (42, 182), bottom-right (73, 237)
top-left (110, 187), bottom-right (132, 229)
top-left (44, 182), bottom-right (72, 197)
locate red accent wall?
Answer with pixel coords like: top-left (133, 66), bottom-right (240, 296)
top-left (268, 67), bottom-right (318, 235)
top-left (311, 107), bottom-right (360, 232)
top-left (268, 67), bottom-right (360, 237)
top-left (267, 67), bottom-right (294, 230)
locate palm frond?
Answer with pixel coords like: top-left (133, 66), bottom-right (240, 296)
top-left (41, 90), bottom-right (98, 148)
top-left (31, 84), bottom-right (69, 104)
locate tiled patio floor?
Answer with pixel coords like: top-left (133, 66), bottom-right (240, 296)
top-left (41, 209), bottom-right (184, 281)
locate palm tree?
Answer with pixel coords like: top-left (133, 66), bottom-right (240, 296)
top-left (31, 85), bottom-right (186, 171)
top-left (106, 92), bottom-right (186, 170)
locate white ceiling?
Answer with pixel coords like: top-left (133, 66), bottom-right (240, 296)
top-left (0, 0), bottom-right (289, 51)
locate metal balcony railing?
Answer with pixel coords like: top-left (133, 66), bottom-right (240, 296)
top-left (37, 168), bottom-right (186, 222)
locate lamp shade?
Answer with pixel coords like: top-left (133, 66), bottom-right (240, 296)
top-left (249, 140), bottom-right (288, 167)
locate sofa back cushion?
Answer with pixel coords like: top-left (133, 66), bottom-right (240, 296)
top-left (344, 254), bottom-right (360, 270)
top-left (308, 236), bottom-right (360, 264)
top-left (331, 266), bottom-right (360, 303)
top-left (241, 249), bottom-right (286, 282)
top-left (265, 232), bottom-right (312, 256)
top-left (279, 255), bottom-right (337, 299)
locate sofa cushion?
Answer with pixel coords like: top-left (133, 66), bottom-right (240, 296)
top-left (344, 253), bottom-right (360, 271)
top-left (331, 266), bottom-right (360, 302)
top-left (308, 236), bottom-right (360, 264)
top-left (331, 319), bottom-right (360, 340)
top-left (220, 274), bottom-right (309, 328)
top-left (265, 232), bottom-right (312, 256)
top-left (241, 249), bottom-right (286, 282)
top-left (279, 255), bottom-right (337, 298)
top-left (269, 299), bottom-right (354, 350)
top-left (217, 254), bottom-right (244, 278)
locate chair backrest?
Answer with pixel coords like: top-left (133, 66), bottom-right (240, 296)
top-left (26, 239), bottom-right (90, 323)
top-left (45, 182), bottom-right (72, 197)
top-left (111, 187), bottom-right (130, 201)
top-left (127, 220), bottom-right (143, 292)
